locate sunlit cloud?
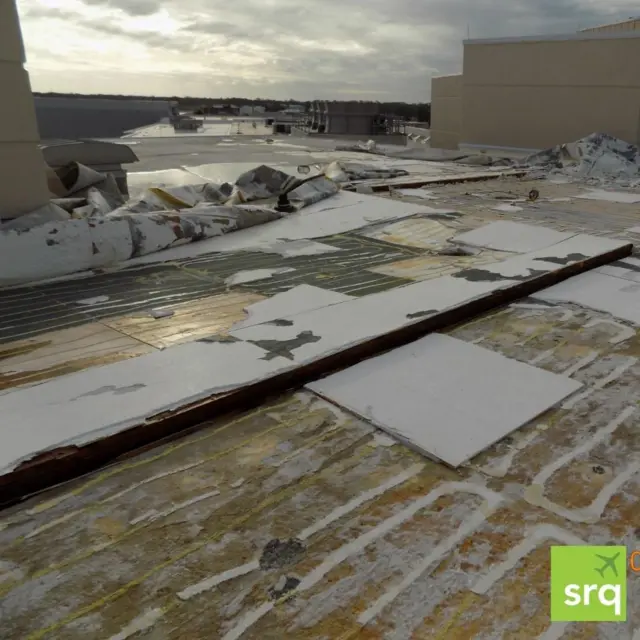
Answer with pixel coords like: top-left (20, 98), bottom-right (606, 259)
top-left (17, 0), bottom-right (640, 100)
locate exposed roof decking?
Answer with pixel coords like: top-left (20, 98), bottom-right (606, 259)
top-left (1, 175), bottom-right (640, 637)
top-left (1, 296), bottom-right (639, 638)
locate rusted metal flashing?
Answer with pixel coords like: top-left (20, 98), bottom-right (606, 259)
top-left (0, 240), bottom-right (631, 509)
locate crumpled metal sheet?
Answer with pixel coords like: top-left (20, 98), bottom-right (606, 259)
top-left (233, 164), bottom-right (298, 202)
top-left (288, 175), bottom-right (340, 207)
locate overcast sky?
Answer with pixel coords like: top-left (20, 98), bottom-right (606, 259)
top-left (17, 0), bottom-right (640, 101)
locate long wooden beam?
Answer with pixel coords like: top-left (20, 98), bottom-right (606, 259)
top-left (0, 240), bottom-right (631, 509)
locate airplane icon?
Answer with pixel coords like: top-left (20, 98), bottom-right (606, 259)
top-left (594, 552), bottom-right (621, 579)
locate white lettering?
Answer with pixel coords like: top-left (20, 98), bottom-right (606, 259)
top-left (598, 584), bottom-right (621, 616)
top-left (564, 584), bottom-right (581, 606)
top-left (563, 584), bottom-right (622, 617)
top-left (584, 584), bottom-right (598, 605)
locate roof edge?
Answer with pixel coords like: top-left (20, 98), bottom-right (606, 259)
top-left (581, 17), bottom-right (640, 32)
top-left (464, 29), bottom-right (640, 46)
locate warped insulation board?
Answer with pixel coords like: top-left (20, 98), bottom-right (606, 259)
top-left (393, 187), bottom-right (438, 199)
top-left (231, 285), bottom-right (353, 330)
top-left (576, 189), bottom-right (640, 204)
top-left (533, 271), bottom-right (640, 325)
top-left (0, 340), bottom-right (293, 475)
top-left (230, 234), bottom-right (631, 365)
top-left (451, 221), bottom-right (573, 253)
top-left (596, 257), bottom-right (640, 283)
top-left (306, 334), bottom-right (582, 467)
top-left (0, 230), bottom-right (630, 498)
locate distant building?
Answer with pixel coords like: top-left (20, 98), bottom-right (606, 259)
top-left (34, 97), bottom-right (171, 140)
top-left (207, 104), bottom-right (239, 115)
top-left (238, 105), bottom-right (266, 116)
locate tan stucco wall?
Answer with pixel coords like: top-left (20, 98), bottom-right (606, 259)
top-left (581, 18), bottom-right (640, 33)
top-left (461, 33), bottom-right (640, 150)
top-left (430, 74), bottom-right (462, 149)
top-left (0, 1), bottom-right (49, 219)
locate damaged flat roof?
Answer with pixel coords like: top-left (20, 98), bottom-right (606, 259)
top-left (1, 138), bottom-right (640, 638)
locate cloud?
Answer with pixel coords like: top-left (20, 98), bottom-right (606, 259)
top-left (17, 0), bottom-right (640, 100)
top-left (81, 0), bottom-right (160, 16)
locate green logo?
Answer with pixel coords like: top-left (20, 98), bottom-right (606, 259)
top-left (550, 546), bottom-right (627, 621)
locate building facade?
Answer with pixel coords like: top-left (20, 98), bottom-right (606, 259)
top-left (0, 0), bottom-right (50, 218)
top-left (430, 75), bottom-right (462, 150)
top-left (430, 19), bottom-right (640, 151)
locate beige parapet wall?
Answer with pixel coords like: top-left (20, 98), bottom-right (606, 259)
top-left (581, 18), bottom-right (640, 33)
top-left (0, 0), bottom-right (49, 219)
top-left (430, 74), bottom-right (462, 149)
top-left (460, 31), bottom-right (640, 150)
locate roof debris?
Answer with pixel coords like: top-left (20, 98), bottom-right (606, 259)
top-left (1, 126), bottom-right (640, 639)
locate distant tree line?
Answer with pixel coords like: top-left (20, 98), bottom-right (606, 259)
top-left (33, 92), bottom-right (430, 123)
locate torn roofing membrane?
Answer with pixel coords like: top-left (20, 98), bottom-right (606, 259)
top-left (0, 225), bottom-right (630, 476)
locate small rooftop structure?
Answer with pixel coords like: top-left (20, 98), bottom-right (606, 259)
top-left (172, 117), bottom-right (203, 131)
top-left (303, 101), bottom-right (405, 137)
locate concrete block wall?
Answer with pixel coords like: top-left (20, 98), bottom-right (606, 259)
top-left (430, 75), bottom-right (462, 149)
top-left (0, 0), bottom-right (50, 219)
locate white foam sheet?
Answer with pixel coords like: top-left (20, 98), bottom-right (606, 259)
top-left (224, 267), bottom-right (294, 286)
top-left (461, 233), bottom-right (630, 279)
top-left (596, 257), bottom-right (640, 283)
top-left (230, 275), bottom-right (517, 364)
top-left (529, 232), bottom-right (630, 260)
top-left (533, 271), bottom-right (640, 324)
top-left (492, 204), bottom-right (524, 212)
top-left (393, 188), bottom-right (438, 199)
top-left (0, 340), bottom-right (293, 474)
top-left (0, 228), bottom-right (626, 473)
top-left (0, 271), bottom-right (512, 474)
top-left (451, 221), bottom-right (573, 253)
top-left (231, 285), bottom-right (353, 330)
top-left (306, 334), bottom-right (582, 467)
top-left (230, 232), bottom-right (629, 362)
top-left (576, 189), bottom-right (640, 204)
top-left (125, 191), bottom-right (447, 266)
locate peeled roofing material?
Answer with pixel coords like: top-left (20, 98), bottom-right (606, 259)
top-left (0, 164), bottom-right (339, 287)
top-left (0, 222), bottom-right (630, 487)
top-left (451, 221), bottom-right (573, 254)
top-left (523, 133), bottom-right (640, 182)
